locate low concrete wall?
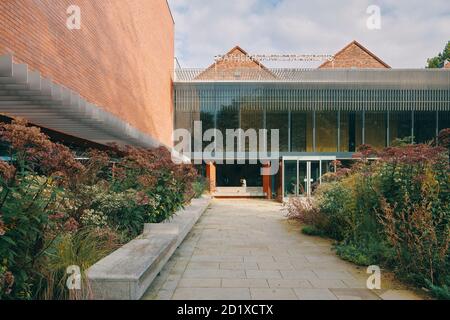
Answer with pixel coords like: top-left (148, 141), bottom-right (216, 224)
top-left (86, 195), bottom-right (211, 300)
top-left (213, 186), bottom-right (266, 197)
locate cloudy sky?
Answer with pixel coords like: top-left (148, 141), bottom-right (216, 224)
top-left (167, 0), bottom-right (450, 68)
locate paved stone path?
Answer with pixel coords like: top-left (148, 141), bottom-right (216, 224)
top-left (143, 199), bottom-right (423, 300)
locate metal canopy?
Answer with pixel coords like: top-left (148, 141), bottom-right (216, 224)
top-left (0, 54), bottom-right (161, 149)
top-left (174, 68), bottom-right (450, 87)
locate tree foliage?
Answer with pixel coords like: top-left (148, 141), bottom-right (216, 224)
top-left (427, 41), bottom-right (450, 68)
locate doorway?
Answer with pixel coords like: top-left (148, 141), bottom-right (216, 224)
top-left (282, 156), bottom-right (336, 198)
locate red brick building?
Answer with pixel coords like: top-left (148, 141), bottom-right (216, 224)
top-left (0, 0), bottom-right (174, 147)
top-left (319, 40), bottom-right (390, 69)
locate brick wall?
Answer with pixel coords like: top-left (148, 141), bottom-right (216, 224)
top-left (0, 0), bottom-right (174, 146)
top-left (196, 46), bottom-right (277, 80)
top-left (320, 41), bottom-right (390, 69)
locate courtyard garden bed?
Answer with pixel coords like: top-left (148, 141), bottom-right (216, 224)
top-left (285, 131), bottom-right (450, 300)
top-left (0, 118), bottom-right (205, 300)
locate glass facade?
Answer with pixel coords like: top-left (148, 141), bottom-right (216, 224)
top-left (316, 111), bottom-right (338, 152)
top-left (291, 111), bottom-right (313, 152)
top-left (365, 112), bottom-right (387, 149)
top-left (174, 84), bottom-right (450, 155)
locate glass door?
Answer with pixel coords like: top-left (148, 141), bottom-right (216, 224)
top-left (309, 161), bottom-right (320, 195)
top-left (298, 161), bottom-right (307, 196)
top-left (283, 160), bottom-right (298, 197)
top-left (282, 157), bottom-right (336, 198)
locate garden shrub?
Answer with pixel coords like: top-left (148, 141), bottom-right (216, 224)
top-left (35, 227), bottom-right (120, 300)
top-left (192, 176), bottom-right (207, 198)
top-left (0, 118), bottom-right (200, 299)
top-left (314, 182), bottom-right (356, 241)
top-left (288, 135), bottom-right (450, 299)
top-left (284, 196), bottom-right (324, 226)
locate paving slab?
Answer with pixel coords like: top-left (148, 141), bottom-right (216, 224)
top-left (222, 278), bottom-right (269, 288)
top-left (251, 288), bottom-right (297, 300)
top-left (143, 199), bottom-right (422, 300)
top-left (172, 288), bottom-right (251, 300)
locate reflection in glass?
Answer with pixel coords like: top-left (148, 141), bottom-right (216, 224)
top-left (266, 111), bottom-right (289, 152)
top-left (291, 111), bottom-right (313, 152)
top-left (216, 164), bottom-right (262, 187)
top-left (200, 111), bottom-right (215, 150)
top-left (217, 105), bottom-right (239, 152)
top-left (340, 111), bottom-right (362, 152)
top-left (365, 112), bottom-right (387, 149)
top-left (414, 111), bottom-right (437, 144)
top-left (284, 160), bottom-right (297, 196)
top-left (389, 111), bottom-right (412, 145)
top-left (439, 111), bottom-right (450, 131)
top-left (316, 111), bottom-right (338, 152)
top-left (240, 109), bottom-right (263, 151)
top-left (310, 161), bottom-right (320, 194)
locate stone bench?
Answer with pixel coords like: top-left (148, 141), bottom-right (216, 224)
top-left (86, 195), bottom-right (211, 300)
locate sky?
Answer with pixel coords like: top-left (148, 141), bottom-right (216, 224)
top-left (167, 0), bottom-right (450, 68)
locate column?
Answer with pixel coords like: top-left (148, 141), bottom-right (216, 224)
top-left (206, 162), bottom-right (216, 193)
top-left (262, 162), bottom-right (272, 200)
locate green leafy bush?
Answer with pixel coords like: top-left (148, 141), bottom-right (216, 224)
top-left (35, 227), bottom-right (120, 300)
top-left (301, 226), bottom-right (325, 237)
top-left (192, 176), bottom-right (207, 198)
top-left (0, 118), bottom-right (200, 299)
top-left (289, 137), bottom-right (450, 299)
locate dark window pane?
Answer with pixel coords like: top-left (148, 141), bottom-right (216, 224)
top-left (217, 105), bottom-right (239, 152)
top-left (439, 111), bottom-right (450, 131)
top-left (240, 109), bottom-right (263, 151)
top-left (291, 111), bottom-right (313, 152)
top-left (390, 111), bottom-right (412, 145)
top-left (340, 111), bottom-right (362, 152)
top-left (266, 111), bottom-right (288, 152)
top-left (216, 164), bottom-right (262, 187)
top-left (200, 110), bottom-right (215, 149)
top-left (284, 160), bottom-right (297, 196)
top-left (414, 111), bottom-right (436, 144)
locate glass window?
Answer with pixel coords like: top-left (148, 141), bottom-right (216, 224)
top-left (291, 111), bottom-right (313, 152)
top-left (284, 160), bottom-right (297, 196)
top-left (365, 112), bottom-right (387, 149)
top-left (174, 111), bottom-right (193, 146)
top-left (174, 111), bottom-right (192, 132)
top-left (200, 110), bottom-right (215, 150)
top-left (340, 111), bottom-right (362, 152)
top-left (217, 105), bottom-right (239, 152)
top-left (316, 111), bottom-right (338, 152)
top-left (266, 111), bottom-right (289, 152)
top-left (414, 111), bottom-right (437, 144)
top-left (389, 111), bottom-right (412, 145)
top-left (240, 109), bottom-right (263, 151)
top-left (439, 111), bottom-right (450, 132)
top-left (216, 164), bottom-right (262, 187)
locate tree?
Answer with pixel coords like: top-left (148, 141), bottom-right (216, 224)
top-left (426, 41), bottom-right (450, 68)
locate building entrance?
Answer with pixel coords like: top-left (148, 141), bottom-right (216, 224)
top-left (282, 156), bottom-right (336, 198)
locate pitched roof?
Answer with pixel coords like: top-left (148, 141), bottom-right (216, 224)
top-left (319, 40), bottom-right (391, 69)
top-left (195, 46), bottom-right (277, 80)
